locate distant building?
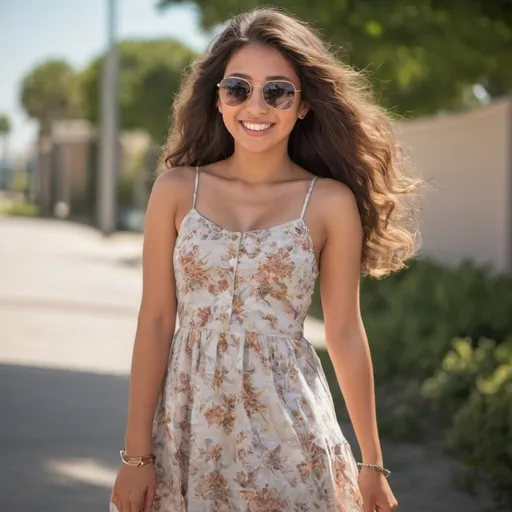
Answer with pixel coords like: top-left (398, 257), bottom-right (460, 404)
top-left (33, 119), bottom-right (152, 227)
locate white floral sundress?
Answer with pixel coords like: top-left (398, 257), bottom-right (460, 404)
top-left (151, 167), bottom-right (363, 511)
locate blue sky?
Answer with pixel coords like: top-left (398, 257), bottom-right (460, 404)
top-left (0, 0), bottom-right (211, 154)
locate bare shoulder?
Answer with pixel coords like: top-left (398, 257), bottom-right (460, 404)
top-left (314, 177), bottom-right (360, 227)
top-left (149, 166), bottom-right (196, 211)
top-left (155, 165), bottom-right (196, 192)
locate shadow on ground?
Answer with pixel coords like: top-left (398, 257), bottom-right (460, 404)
top-left (0, 364), bottom-right (127, 511)
top-left (0, 363), bottom-right (495, 512)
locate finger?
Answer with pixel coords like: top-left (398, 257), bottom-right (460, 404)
top-left (375, 502), bottom-right (395, 512)
top-left (109, 496), bottom-right (119, 512)
top-left (362, 498), bottom-right (374, 512)
top-left (144, 487), bottom-right (156, 512)
top-left (130, 495), bottom-right (144, 512)
top-left (130, 497), bottom-right (142, 512)
top-left (121, 499), bottom-right (132, 512)
top-left (111, 492), bottom-right (122, 511)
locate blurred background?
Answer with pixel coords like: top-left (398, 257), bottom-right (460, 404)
top-left (0, 1), bottom-right (511, 511)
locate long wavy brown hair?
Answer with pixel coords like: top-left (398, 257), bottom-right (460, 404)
top-left (161, 7), bottom-right (421, 278)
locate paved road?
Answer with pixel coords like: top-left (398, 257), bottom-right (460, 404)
top-left (0, 217), bottom-right (494, 511)
top-left (0, 218), bottom-right (143, 511)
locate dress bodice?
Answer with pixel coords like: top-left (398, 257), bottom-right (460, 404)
top-left (173, 168), bottom-right (319, 336)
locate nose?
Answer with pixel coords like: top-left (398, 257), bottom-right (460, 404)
top-left (245, 85), bottom-right (268, 113)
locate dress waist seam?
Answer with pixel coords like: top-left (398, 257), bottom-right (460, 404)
top-left (176, 325), bottom-right (304, 339)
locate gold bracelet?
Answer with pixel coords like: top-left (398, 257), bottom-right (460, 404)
top-left (120, 450), bottom-right (156, 467)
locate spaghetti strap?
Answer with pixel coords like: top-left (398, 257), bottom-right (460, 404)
top-left (300, 176), bottom-right (318, 219)
top-left (192, 166), bottom-right (199, 209)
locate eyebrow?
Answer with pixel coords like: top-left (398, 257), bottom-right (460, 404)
top-left (228, 72), bottom-right (294, 82)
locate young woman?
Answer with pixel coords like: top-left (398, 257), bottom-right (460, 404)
top-left (110, 7), bottom-right (418, 512)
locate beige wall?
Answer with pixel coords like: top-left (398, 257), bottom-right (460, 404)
top-left (396, 98), bottom-right (512, 273)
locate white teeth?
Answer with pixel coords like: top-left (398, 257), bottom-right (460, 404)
top-left (242, 122), bottom-right (272, 132)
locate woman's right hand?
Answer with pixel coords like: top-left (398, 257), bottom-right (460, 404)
top-left (110, 463), bottom-right (156, 512)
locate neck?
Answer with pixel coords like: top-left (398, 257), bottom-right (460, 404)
top-left (226, 143), bottom-right (294, 183)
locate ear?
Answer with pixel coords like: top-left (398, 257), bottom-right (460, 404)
top-left (217, 98), bottom-right (223, 114)
top-left (298, 102), bottom-right (309, 119)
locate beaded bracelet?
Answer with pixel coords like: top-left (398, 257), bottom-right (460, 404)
top-left (357, 462), bottom-right (391, 478)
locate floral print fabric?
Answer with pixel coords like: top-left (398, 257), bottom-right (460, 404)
top-left (151, 171), bottom-right (363, 511)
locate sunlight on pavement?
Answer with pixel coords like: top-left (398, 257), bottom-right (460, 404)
top-left (45, 458), bottom-right (116, 487)
top-left (0, 309), bottom-right (326, 376)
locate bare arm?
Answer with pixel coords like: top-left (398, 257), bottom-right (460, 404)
top-left (124, 171), bottom-right (180, 455)
top-left (318, 182), bottom-right (383, 466)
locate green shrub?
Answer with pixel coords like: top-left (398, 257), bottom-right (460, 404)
top-left (311, 258), bottom-right (512, 384)
top-left (422, 337), bottom-right (499, 417)
top-left (9, 170), bottom-right (31, 193)
top-left (316, 344), bottom-right (428, 441)
top-left (423, 337), bottom-right (512, 506)
top-left (0, 200), bottom-right (39, 217)
top-left (310, 256), bottom-right (512, 497)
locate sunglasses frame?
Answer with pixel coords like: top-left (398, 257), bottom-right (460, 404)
top-left (216, 76), bottom-right (302, 110)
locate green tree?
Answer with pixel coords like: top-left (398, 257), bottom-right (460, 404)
top-left (157, 0), bottom-right (512, 116)
top-left (20, 60), bottom-right (82, 135)
top-left (0, 114), bottom-right (11, 189)
top-left (0, 115), bottom-right (10, 135)
top-left (80, 39), bottom-right (197, 142)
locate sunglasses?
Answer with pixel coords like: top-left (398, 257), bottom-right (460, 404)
top-left (217, 76), bottom-right (302, 110)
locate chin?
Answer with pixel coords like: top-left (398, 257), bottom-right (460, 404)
top-left (236, 139), bottom-right (280, 154)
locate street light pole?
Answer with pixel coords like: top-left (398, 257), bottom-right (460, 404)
top-left (97, 0), bottom-right (119, 235)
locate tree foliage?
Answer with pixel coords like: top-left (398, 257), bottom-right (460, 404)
top-left (20, 60), bottom-right (83, 135)
top-left (80, 39), bottom-right (197, 142)
top-left (0, 114), bottom-right (11, 135)
top-left (158, 0), bottom-right (512, 116)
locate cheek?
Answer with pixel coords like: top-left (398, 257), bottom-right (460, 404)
top-left (219, 106), bottom-right (240, 129)
top-left (276, 111), bottom-right (300, 132)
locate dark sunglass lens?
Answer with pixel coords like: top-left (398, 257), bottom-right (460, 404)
top-left (263, 81), bottom-right (296, 109)
top-left (220, 78), bottom-right (250, 106)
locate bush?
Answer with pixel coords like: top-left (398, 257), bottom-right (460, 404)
top-left (422, 337), bottom-right (499, 417)
top-left (311, 258), bottom-right (512, 383)
top-left (423, 338), bottom-right (512, 506)
top-left (0, 199), bottom-right (39, 217)
top-left (310, 256), bottom-right (512, 502)
top-left (9, 170), bottom-right (31, 193)
top-left (316, 344), bottom-right (429, 442)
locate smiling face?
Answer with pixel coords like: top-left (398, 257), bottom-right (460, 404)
top-left (217, 43), bottom-right (308, 154)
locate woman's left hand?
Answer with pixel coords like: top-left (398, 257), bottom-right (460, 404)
top-left (358, 467), bottom-right (398, 512)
